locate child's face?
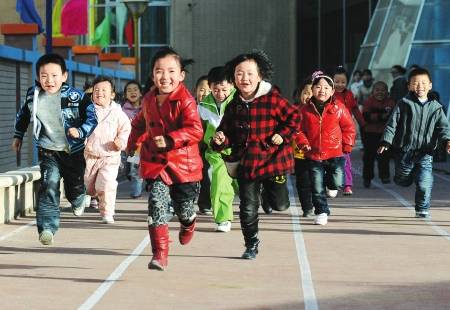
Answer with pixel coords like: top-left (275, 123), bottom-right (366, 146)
top-left (39, 63), bottom-right (68, 94)
top-left (93, 81), bottom-right (115, 107)
top-left (372, 83), bottom-right (388, 101)
top-left (299, 84), bottom-right (312, 105)
top-left (195, 79), bottom-right (210, 102)
top-left (234, 60), bottom-right (262, 99)
top-left (125, 83), bottom-right (142, 104)
top-left (152, 55), bottom-right (185, 94)
top-left (210, 81), bottom-right (232, 103)
top-left (333, 73), bottom-right (347, 93)
top-left (312, 78), bottom-right (334, 103)
top-left (409, 74), bottom-right (432, 100)
top-left (352, 72), bottom-right (361, 82)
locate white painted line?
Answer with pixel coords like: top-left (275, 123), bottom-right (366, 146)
top-left (287, 178), bottom-right (319, 310)
top-left (353, 169), bottom-right (450, 242)
top-left (78, 236), bottom-right (150, 310)
top-left (434, 172), bottom-right (450, 182)
top-left (0, 221), bottom-right (36, 242)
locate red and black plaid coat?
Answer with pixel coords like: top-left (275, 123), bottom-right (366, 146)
top-left (212, 86), bottom-right (299, 180)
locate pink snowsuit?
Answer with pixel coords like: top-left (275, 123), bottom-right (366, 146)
top-left (84, 101), bottom-right (131, 217)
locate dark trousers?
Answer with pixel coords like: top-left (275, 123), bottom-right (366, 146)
top-left (197, 153), bottom-right (211, 211)
top-left (362, 132), bottom-right (391, 181)
top-left (37, 149), bottom-right (86, 234)
top-left (294, 158), bottom-right (313, 212)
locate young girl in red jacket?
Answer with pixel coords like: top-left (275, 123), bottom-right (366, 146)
top-left (296, 71), bottom-right (356, 225)
top-left (332, 66), bottom-right (366, 196)
top-left (127, 47), bottom-right (203, 271)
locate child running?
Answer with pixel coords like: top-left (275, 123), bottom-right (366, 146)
top-left (122, 80), bottom-right (144, 199)
top-left (195, 75), bottom-right (213, 215)
top-left (332, 66), bottom-right (366, 196)
top-left (362, 81), bottom-right (395, 187)
top-left (293, 78), bottom-right (314, 217)
top-left (212, 51), bottom-right (299, 259)
top-left (198, 66), bottom-right (237, 232)
top-left (296, 71), bottom-right (356, 225)
top-left (378, 67), bottom-right (450, 218)
top-left (127, 47), bottom-right (203, 271)
top-left (84, 76), bottom-right (131, 224)
top-left (12, 53), bottom-right (97, 245)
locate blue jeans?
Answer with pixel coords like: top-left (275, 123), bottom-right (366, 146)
top-left (393, 151), bottom-right (433, 212)
top-left (37, 149), bottom-right (86, 234)
top-left (129, 163), bottom-right (143, 197)
top-left (308, 157), bottom-right (345, 215)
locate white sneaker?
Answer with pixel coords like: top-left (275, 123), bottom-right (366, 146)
top-left (314, 213), bottom-right (328, 225)
top-left (102, 215), bottom-right (115, 224)
top-left (215, 221), bottom-right (231, 232)
top-left (326, 189), bottom-right (338, 198)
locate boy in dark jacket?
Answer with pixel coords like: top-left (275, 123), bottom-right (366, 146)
top-left (378, 68), bottom-right (450, 218)
top-left (12, 53), bottom-right (97, 245)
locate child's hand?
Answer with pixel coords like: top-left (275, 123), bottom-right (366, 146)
top-left (153, 135), bottom-right (167, 149)
top-left (68, 128), bottom-right (80, 138)
top-left (377, 146), bottom-right (388, 154)
top-left (11, 138), bottom-right (22, 152)
top-left (213, 131), bottom-right (226, 145)
top-left (271, 134), bottom-right (283, 145)
top-left (112, 137), bottom-right (122, 151)
top-left (447, 141), bottom-right (450, 154)
top-left (300, 144), bottom-right (311, 152)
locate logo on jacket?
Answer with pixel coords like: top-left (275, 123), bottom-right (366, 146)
top-left (68, 91), bottom-right (81, 104)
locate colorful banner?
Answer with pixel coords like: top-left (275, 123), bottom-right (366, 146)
top-left (16, 0), bottom-right (44, 32)
top-left (61, 0), bottom-right (88, 36)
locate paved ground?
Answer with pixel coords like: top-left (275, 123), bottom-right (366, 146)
top-left (0, 154), bottom-right (449, 310)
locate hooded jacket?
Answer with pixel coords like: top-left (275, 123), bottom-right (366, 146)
top-left (14, 83), bottom-right (97, 154)
top-left (211, 81), bottom-right (299, 180)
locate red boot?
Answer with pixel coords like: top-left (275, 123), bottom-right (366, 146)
top-left (179, 218), bottom-right (196, 245)
top-left (148, 225), bottom-right (169, 271)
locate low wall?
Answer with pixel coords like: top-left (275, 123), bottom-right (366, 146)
top-left (0, 166), bottom-right (39, 223)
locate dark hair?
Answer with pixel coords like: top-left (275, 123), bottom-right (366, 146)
top-left (333, 65), bottom-right (349, 81)
top-left (124, 80), bottom-right (142, 93)
top-left (225, 50), bottom-right (274, 82)
top-left (353, 70), bottom-right (362, 76)
top-left (149, 46), bottom-right (194, 74)
top-left (408, 67), bottom-right (432, 83)
top-left (92, 75), bottom-right (116, 93)
top-left (362, 69), bottom-right (372, 76)
top-left (391, 65), bottom-right (406, 75)
top-left (195, 75), bottom-right (208, 89)
top-left (35, 53), bottom-right (67, 75)
top-left (207, 66), bottom-right (231, 85)
top-left (293, 78), bottom-right (312, 101)
top-left (83, 80), bottom-right (93, 92)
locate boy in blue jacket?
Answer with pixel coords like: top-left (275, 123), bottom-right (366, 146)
top-left (11, 53), bottom-right (97, 245)
top-left (378, 67), bottom-right (450, 218)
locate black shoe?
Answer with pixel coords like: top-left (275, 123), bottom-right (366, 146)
top-left (242, 246), bottom-right (259, 260)
top-left (381, 178), bottom-right (391, 184)
top-left (199, 208), bottom-right (213, 215)
top-left (363, 179), bottom-right (371, 188)
top-left (302, 209), bottom-right (314, 218)
top-left (262, 207), bottom-right (273, 215)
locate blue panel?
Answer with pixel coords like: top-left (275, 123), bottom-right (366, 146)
top-left (415, 0), bottom-right (450, 40)
top-left (407, 44), bottom-right (450, 112)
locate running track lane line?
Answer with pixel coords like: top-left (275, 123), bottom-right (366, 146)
top-left (287, 178), bottom-right (319, 310)
top-left (78, 236), bottom-right (150, 310)
top-left (353, 169), bottom-right (450, 242)
top-left (0, 221), bottom-right (36, 242)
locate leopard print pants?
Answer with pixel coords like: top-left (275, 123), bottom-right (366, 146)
top-left (147, 179), bottom-right (199, 227)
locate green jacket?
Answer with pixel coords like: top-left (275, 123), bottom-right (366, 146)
top-left (198, 88), bottom-right (236, 159)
